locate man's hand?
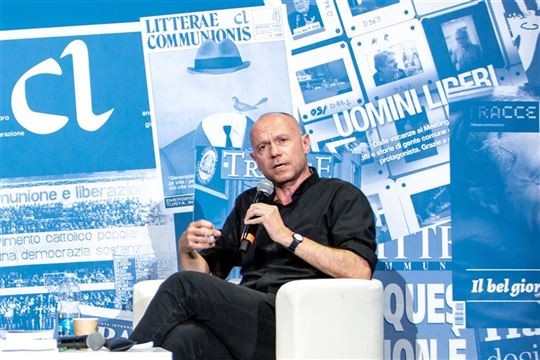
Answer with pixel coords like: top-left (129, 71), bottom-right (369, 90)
top-left (179, 220), bottom-right (221, 254)
top-left (244, 203), bottom-right (372, 279)
top-left (178, 220), bottom-right (220, 273)
top-left (243, 203), bottom-right (292, 247)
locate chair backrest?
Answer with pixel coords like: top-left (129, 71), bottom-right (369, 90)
top-left (275, 278), bottom-right (384, 360)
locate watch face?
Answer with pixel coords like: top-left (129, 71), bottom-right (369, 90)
top-left (293, 233), bottom-right (303, 241)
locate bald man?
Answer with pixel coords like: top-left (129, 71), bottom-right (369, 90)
top-left (130, 112), bottom-right (377, 360)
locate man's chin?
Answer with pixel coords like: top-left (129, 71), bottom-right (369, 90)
top-left (269, 172), bottom-right (293, 186)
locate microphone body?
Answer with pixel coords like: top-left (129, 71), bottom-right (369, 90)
top-left (239, 179), bottom-right (274, 252)
top-left (58, 331), bottom-right (105, 351)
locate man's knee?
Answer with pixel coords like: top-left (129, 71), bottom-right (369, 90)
top-left (163, 271), bottom-right (210, 289)
top-left (159, 271), bottom-right (219, 303)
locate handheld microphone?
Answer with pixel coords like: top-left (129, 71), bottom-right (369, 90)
top-left (239, 179), bottom-right (274, 252)
top-left (57, 331), bottom-right (105, 351)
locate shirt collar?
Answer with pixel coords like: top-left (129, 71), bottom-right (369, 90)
top-left (272, 167), bottom-right (319, 205)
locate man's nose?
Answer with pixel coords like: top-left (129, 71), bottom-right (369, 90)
top-left (269, 143), bottom-right (281, 157)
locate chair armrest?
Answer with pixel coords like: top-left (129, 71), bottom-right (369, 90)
top-left (132, 279), bottom-right (164, 328)
top-left (275, 278), bottom-right (384, 360)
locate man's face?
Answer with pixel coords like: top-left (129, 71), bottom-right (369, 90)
top-left (250, 114), bottom-right (310, 187)
top-left (499, 133), bottom-right (540, 234)
top-left (380, 54), bottom-right (398, 76)
top-left (455, 31), bottom-right (470, 47)
top-left (293, 0), bottom-right (310, 13)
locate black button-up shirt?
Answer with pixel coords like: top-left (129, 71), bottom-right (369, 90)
top-left (201, 169), bottom-right (377, 294)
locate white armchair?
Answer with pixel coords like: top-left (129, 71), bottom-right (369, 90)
top-left (132, 278), bottom-right (383, 360)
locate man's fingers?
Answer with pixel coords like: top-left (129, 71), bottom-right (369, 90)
top-left (187, 228), bottom-right (217, 248)
top-left (191, 239), bottom-right (216, 249)
top-left (244, 204), bottom-right (267, 222)
top-left (193, 219), bottom-right (215, 228)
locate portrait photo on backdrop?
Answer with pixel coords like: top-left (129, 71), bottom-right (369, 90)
top-left (129, 112), bottom-right (378, 360)
top-left (370, 41), bottom-right (424, 87)
top-left (441, 16), bottom-right (484, 73)
top-left (286, 0), bottom-right (323, 36)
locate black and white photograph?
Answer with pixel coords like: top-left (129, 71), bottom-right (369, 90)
top-left (395, 164), bottom-right (450, 234)
top-left (442, 16), bottom-right (484, 73)
top-left (410, 185), bottom-right (450, 228)
top-left (290, 42), bottom-right (363, 122)
top-left (297, 59), bottom-right (352, 104)
top-left (336, 0), bottom-right (414, 38)
top-left (286, 0), bottom-right (324, 36)
top-left (265, 0), bottom-right (342, 49)
top-left (369, 42), bottom-right (423, 86)
top-left (353, 19), bottom-right (437, 101)
top-left (422, 1), bottom-right (506, 78)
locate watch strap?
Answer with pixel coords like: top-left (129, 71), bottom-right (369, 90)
top-left (288, 233), bottom-right (303, 252)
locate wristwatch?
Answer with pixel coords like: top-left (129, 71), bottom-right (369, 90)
top-left (288, 233), bottom-right (303, 252)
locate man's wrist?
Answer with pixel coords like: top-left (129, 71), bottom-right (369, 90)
top-left (281, 230), bottom-right (295, 247)
top-left (180, 247), bottom-right (198, 259)
top-left (288, 233), bottom-right (304, 253)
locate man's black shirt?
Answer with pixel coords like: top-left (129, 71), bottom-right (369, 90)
top-left (201, 169), bottom-right (377, 294)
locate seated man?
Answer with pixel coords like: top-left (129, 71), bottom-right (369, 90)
top-left (130, 112), bottom-right (377, 360)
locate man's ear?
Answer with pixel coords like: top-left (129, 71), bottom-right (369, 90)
top-left (468, 186), bottom-right (501, 215)
top-left (302, 133), bottom-right (311, 154)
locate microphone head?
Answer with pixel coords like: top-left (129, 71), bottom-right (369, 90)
top-left (86, 331), bottom-right (105, 351)
top-left (257, 179), bottom-right (274, 196)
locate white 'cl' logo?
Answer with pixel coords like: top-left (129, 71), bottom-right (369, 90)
top-left (11, 40), bottom-right (114, 135)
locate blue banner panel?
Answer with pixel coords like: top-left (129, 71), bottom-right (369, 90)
top-left (1, 31), bottom-right (155, 178)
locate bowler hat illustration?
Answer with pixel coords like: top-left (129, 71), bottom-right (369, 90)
top-left (188, 38), bottom-right (251, 74)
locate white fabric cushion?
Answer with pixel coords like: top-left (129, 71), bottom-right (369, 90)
top-left (275, 278), bottom-right (383, 360)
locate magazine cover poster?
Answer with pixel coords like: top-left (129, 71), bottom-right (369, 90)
top-left (0, 25), bottom-right (155, 179)
top-left (450, 86), bottom-right (540, 328)
top-left (140, 6), bottom-right (294, 212)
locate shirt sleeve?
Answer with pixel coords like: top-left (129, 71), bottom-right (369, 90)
top-left (199, 194), bottom-right (245, 279)
top-left (330, 183), bottom-right (378, 274)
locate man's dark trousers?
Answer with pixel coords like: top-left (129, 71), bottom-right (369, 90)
top-left (129, 271), bottom-right (276, 360)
